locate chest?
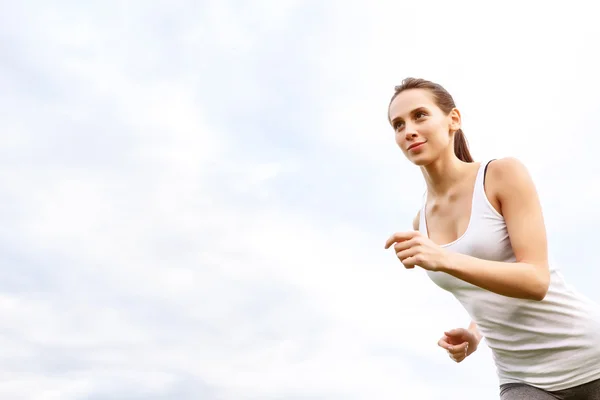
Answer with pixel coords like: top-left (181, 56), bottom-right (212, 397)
top-left (425, 190), bottom-right (474, 246)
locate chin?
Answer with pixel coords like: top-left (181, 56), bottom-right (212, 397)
top-left (407, 154), bottom-right (433, 166)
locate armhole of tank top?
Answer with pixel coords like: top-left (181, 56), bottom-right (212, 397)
top-left (482, 159), bottom-right (503, 219)
top-left (483, 159), bottom-right (496, 186)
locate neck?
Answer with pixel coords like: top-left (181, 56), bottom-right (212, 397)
top-left (421, 152), bottom-right (471, 196)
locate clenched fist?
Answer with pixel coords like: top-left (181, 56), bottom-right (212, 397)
top-left (384, 230), bottom-right (451, 272)
top-left (438, 328), bottom-right (479, 363)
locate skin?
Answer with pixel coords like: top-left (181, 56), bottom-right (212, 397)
top-left (384, 88), bottom-right (551, 363)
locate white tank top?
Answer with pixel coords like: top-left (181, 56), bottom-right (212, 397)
top-left (419, 160), bottom-right (600, 391)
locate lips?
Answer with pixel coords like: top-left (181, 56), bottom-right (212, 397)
top-left (408, 141), bottom-right (426, 151)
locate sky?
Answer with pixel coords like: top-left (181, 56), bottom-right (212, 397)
top-left (1, 1), bottom-right (600, 399)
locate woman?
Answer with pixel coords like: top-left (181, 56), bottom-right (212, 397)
top-left (384, 77), bottom-right (600, 399)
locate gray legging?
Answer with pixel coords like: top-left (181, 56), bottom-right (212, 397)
top-left (500, 378), bottom-right (600, 399)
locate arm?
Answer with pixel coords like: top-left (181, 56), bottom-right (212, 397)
top-left (440, 158), bottom-right (551, 301)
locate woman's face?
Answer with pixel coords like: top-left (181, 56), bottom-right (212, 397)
top-left (388, 89), bottom-right (460, 166)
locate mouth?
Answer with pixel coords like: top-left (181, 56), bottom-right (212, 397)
top-left (407, 141), bottom-right (426, 151)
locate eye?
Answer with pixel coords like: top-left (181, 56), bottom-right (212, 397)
top-left (415, 111), bottom-right (427, 119)
top-left (393, 120), bottom-right (404, 131)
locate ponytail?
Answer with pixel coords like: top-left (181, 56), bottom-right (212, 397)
top-left (454, 129), bottom-right (473, 163)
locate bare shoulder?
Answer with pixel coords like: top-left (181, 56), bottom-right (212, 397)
top-left (486, 157), bottom-right (532, 183)
top-left (485, 157), bottom-right (538, 210)
top-left (413, 210), bottom-right (420, 231)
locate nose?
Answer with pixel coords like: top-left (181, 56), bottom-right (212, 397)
top-left (404, 124), bottom-right (418, 141)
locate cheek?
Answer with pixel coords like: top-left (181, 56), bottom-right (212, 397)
top-left (426, 121), bottom-right (450, 143)
top-left (395, 137), bottom-right (412, 156)
top-left (394, 133), bottom-right (405, 148)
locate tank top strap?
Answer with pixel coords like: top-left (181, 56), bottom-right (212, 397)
top-left (471, 159), bottom-right (495, 212)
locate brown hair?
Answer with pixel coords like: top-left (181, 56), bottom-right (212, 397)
top-left (388, 77), bottom-right (473, 163)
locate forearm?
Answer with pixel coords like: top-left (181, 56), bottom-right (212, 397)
top-left (441, 253), bottom-right (550, 301)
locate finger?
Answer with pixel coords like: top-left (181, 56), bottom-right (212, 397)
top-left (449, 342), bottom-right (468, 356)
top-left (438, 337), bottom-right (452, 350)
top-left (444, 328), bottom-right (467, 339)
top-left (448, 346), bottom-right (468, 362)
top-left (399, 255), bottom-right (419, 269)
top-left (384, 231), bottom-right (420, 249)
top-left (396, 247), bottom-right (419, 262)
top-left (393, 237), bottom-right (420, 253)
top-left (449, 352), bottom-right (465, 363)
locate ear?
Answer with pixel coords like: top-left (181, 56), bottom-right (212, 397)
top-left (449, 108), bottom-right (462, 133)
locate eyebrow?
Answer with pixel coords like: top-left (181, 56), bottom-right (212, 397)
top-left (390, 106), bottom-right (428, 125)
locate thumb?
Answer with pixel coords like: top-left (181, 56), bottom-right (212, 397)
top-left (444, 328), bottom-right (466, 338)
top-left (437, 336), bottom-right (452, 350)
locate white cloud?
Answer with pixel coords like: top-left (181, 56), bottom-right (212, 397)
top-left (1, 1), bottom-right (599, 399)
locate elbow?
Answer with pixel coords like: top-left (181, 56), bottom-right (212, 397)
top-left (530, 287), bottom-right (548, 301)
top-left (529, 268), bottom-right (550, 301)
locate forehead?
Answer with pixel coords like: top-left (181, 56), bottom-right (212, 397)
top-left (389, 89), bottom-right (437, 119)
